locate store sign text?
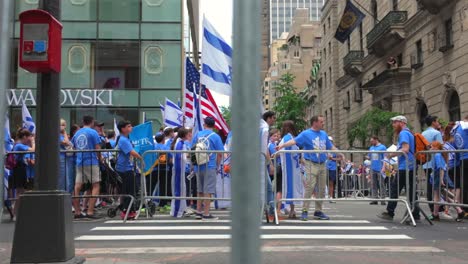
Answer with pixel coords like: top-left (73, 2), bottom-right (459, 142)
top-left (7, 89), bottom-right (113, 106)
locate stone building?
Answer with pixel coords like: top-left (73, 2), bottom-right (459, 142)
top-left (315, 0), bottom-right (468, 149)
top-left (262, 9), bottom-right (321, 111)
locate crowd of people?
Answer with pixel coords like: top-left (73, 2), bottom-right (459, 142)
top-left (4, 112), bottom-right (468, 224)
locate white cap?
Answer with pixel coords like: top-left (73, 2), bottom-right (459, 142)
top-left (328, 136), bottom-right (334, 141)
top-left (390, 115), bottom-right (407, 123)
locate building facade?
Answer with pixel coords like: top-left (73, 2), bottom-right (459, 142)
top-left (270, 0), bottom-right (325, 43)
top-left (263, 9), bottom-right (321, 110)
top-left (315, 0), bottom-right (468, 149)
top-left (9, 0), bottom-right (192, 133)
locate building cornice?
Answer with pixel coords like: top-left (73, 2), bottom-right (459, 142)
top-left (321, 0), bottom-right (337, 22)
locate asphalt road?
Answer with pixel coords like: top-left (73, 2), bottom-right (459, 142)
top-left (1, 201), bottom-right (468, 264)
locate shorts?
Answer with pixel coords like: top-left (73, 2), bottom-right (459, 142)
top-left (76, 165), bottom-right (101, 184)
top-left (328, 169), bottom-right (337, 182)
top-left (196, 168), bottom-right (217, 194)
top-left (270, 164), bottom-right (282, 193)
top-left (8, 165), bottom-right (28, 189)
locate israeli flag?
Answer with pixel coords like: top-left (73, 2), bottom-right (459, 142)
top-left (200, 17), bottom-right (233, 96)
top-left (113, 118), bottom-right (120, 138)
top-left (164, 98), bottom-right (184, 128)
top-left (4, 115), bottom-right (14, 152)
top-left (22, 103), bottom-right (35, 134)
top-left (159, 103), bottom-right (165, 121)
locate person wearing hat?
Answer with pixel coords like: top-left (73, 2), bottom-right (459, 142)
top-left (378, 115), bottom-right (420, 222)
top-left (191, 116), bottom-right (224, 220)
top-left (368, 136), bottom-right (387, 205)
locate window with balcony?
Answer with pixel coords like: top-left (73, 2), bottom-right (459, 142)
top-left (439, 18), bottom-right (454, 52)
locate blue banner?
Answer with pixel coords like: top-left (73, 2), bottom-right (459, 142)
top-left (334, 0), bottom-right (365, 43)
top-left (129, 121), bottom-right (155, 174)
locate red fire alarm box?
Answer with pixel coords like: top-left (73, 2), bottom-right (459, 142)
top-left (19, 9), bottom-right (63, 73)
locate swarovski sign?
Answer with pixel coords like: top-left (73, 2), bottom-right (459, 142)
top-left (7, 89), bottom-right (113, 106)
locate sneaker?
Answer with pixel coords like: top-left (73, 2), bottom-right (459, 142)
top-left (313, 211), bottom-right (330, 220)
top-left (86, 214), bottom-right (100, 220)
top-left (301, 210), bottom-right (308, 221)
top-left (439, 212), bottom-right (453, 220)
top-left (431, 214), bottom-right (440, 221)
top-left (377, 211), bottom-right (394, 221)
top-left (74, 213), bottom-right (87, 220)
top-left (195, 212), bottom-right (203, 220)
top-left (369, 201), bottom-right (378, 205)
top-left (163, 205), bottom-right (171, 212)
top-left (202, 214), bottom-right (219, 221)
top-left (329, 200), bottom-right (336, 204)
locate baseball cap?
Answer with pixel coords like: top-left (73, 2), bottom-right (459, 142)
top-left (328, 136), bottom-right (334, 141)
top-left (94, 120), bottom-right (105, 126)
top-left (390, 115), bottom-right (407, 123)
top-left (204, 116), bottom-right (215, 126)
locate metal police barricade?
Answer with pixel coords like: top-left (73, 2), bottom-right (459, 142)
top-left (272, 149), bottom-right (416, 226)
top-left (414, 149), bottom-right (468, 224)
top-left (2, 149), bottom-right (136, 223)
top-left (136, 149), bottom-right (272, 222)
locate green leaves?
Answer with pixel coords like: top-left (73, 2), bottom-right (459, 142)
top-left (347, 107), bottom-right (401, 148)
top-left (272, 73), bottom-right (307, 131)
top-left (220, 105), bottom-right (231, 126)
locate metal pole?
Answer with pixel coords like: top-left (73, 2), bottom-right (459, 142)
top-left (0, 0), bottom-right (14, 221)
top-left (231, 0), bottom-right (262, 263)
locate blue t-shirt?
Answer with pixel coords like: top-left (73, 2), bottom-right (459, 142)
top-left (443, 142), bottom-right (459, 169)
top-left (13, 143), bottom-right (30, 166)
top-left (71, 127), bottom-right (101, 166)
top-left (294, 129), bottom-right (333, 163)
top-left (397, 129), bottom-right (415, 170)
top-left (116, 136), bottom-right (134, 172)
top-left (109, 139), bottom-right (116, 148)
top-left (25, 153), bottom-right (35, 179)
top-left (326, 153), bottom-right (337, 171)
top-left (191, 129), bottom-right (224, 169)
top-left (268, 141), bottom-right (281, 166)
top-left (454, 124), bottom-right (468, 160)
top-left (369, 143), bottom-right (387, 172)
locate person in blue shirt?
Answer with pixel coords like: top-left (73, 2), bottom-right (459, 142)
top-left (59, 119), bottom-right (73, 192)
top-left (422, 115), bottom-right (443, 214)
top-left (368, 136), bottom-right (387, 205)
top-left (430, 141), bottom-right (449, 221)
top-left (115, 120), bottom-right (143, 220)
top-left (71, 116), bottom-right (102, 219)
top-left (277, 115), bottom-right (340, 221)
top-left (378, 115), bottom-right (420, 222)
top-left (9, 129), bottom-right (35, 217)
top-left (268, 128), bottom-right (282, 212)
top-left (453, 115), bottom-right (468, 214)
top-left (326, 137), bottom-right (342, 202)
top-left (191, 117), bottom-right (224, 220)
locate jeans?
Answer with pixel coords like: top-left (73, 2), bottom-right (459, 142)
top-left (66, 155), bottom-right (76, 194)
top-left (58, 156), bottom-right (66, 191)
top-left (387, 170), bottom-right (420, 218)
top-left (371, 171), bottom-right (386, 199)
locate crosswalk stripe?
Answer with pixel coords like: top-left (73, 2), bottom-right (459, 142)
top-left (75, 245), bottom-right (443, 254)
top-left (105, 219), bottom-right (370, 224)
top-left (76, 234), bottom-right (411, 241)
top-left (92, 225), bottom-right (387, 231)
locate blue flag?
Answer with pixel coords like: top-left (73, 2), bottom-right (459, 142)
top-left (334, 0), bottom-right (365, 43)
top-left (129, 122), bottom-right (156, 175)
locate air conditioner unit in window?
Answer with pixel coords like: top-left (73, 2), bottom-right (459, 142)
top-left (410, 52), bottom-right (423, 69)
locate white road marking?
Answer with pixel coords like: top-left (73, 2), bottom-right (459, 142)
top-left (75, 245), bottom-right (443, 255)
top-left (92, 225), bottom-right (387, 231)
top-left (76, 234), bottom-right (411, 241)
top-left (105, 219), bottom-right (370, 224)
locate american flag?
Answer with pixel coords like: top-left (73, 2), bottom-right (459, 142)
top-left (184, 58), bottom-right (229, 135)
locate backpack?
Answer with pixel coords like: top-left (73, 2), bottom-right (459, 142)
top-left (191, 133), bottom-right (216, 165)
top-left (414, 133), bottom-right (431, 164)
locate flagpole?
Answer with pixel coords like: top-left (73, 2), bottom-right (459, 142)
top-left (351, 0), bottom-right (380, 23)
top-left (0, 0), bottom-right (14, 224)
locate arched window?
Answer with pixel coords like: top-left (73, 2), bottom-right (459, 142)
top-left (418, 102), bottom-right (428, 130)
top-left (448, 91), bottom-right (461, 121)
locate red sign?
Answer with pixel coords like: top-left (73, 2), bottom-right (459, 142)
top-left (23, 41), bottom-right (34, 53)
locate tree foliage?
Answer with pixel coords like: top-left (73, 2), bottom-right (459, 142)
top-left (273, 73), bottom-right (307, 131)
top-left (347, 107), bottom-right (402, 148)
top-left (220, 105), bottom-right (231, 126)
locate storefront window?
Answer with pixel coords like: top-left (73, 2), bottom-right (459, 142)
top-left (96, 108), bottom-right (139, 130)
top-left (62, 0), bottom-right (97, 21)
top-left (95, 41), bottom-right (140, 89)
top-left (141, 41), bottom-right (181, 88)
top-left (61, 41), bottom-right (92, 88)
top-left (142, 0), bottom-right (182, 22)
top-left (99, 0), bottom-right (140, 22)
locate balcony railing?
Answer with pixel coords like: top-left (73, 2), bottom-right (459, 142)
top-left (417, 0), bottom-right (454, 14)
top-left (343, 51), bottom-right (364, 67)
top-left (366, 11), bottom-right (408, 49)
